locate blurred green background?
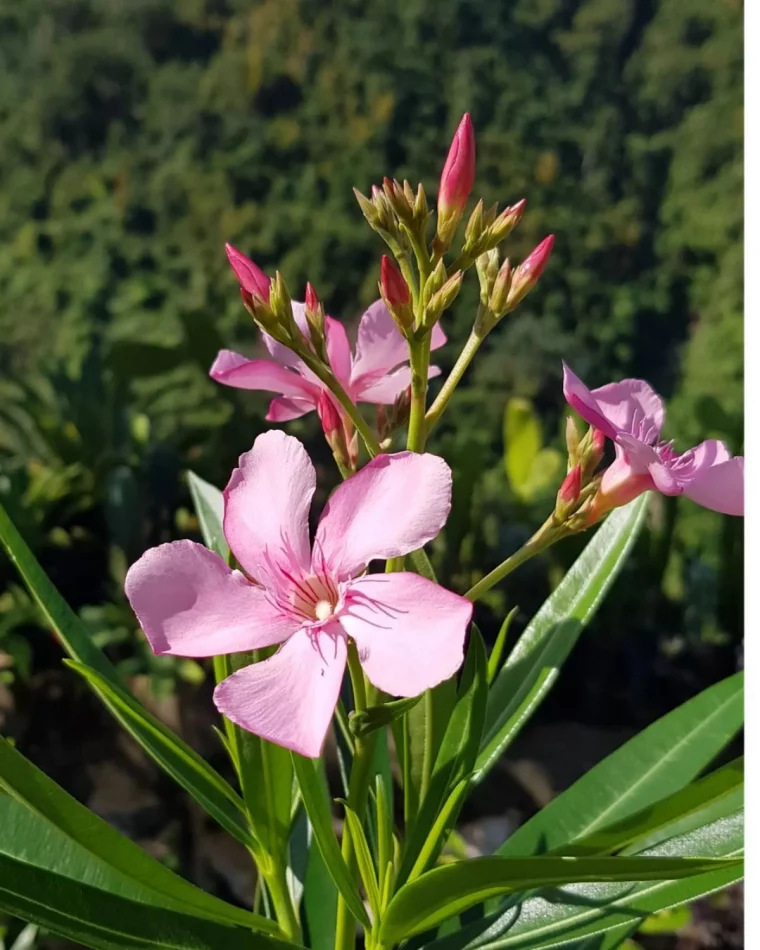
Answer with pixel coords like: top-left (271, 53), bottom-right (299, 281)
top-left (0, 0), bottom-right (743, 944)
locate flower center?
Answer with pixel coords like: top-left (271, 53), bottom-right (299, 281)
top-left (289, 574), bottom-right (338, 623)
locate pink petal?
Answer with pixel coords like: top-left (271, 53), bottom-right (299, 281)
top-left (616, 435), bottom-right (679, 494)
top-left (262, 302), bottom-right (312, 368)
top-left (562, 363), bottom-right (621, 441)
top-left (350, 300), bottom-right (412, 382)
top-left (266, 396), bottom-right (316, 422)
top-left (326, 317), bottom-right (352, 385)
top-left (125, 541), bottom-right (296, 657)
top-left (430, 322), bottom-right (448, 352)
top-left (339, 573), bottom-right (471, 696)
top-left (682, 447), bottom-right (744, 516)
top-left (314, 452), bottom-right (452, 579)
top-left (598, 452), bottom-right (654, 506)
top-left (210, 350), bottom-right (316, 400)
top-left (224, 431), bottom-right (315, 583)
top-left (213, 627), bottom-right (347, 758)
top-left (591, 379), bottom-right (664, 444)
top-left (355, 365), bottom-right (442, 405)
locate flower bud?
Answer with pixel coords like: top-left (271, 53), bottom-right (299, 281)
top-left (554, 464), bottom-right (582, 522)
top-left (505, 235), bottom-right (555, 310)
top-left (487, 199), bottom-right (527, 246)
top-left (435, 113), bottom-right (476, 250)
top-left (488, 257), bottom-right (513, 317)
top-left (581, 427), bottom-right (606, 477)
top-left (424, 270), bottom-right (463, 327)
top-left (269, 272), bottom-right (299, 343)
top-left (317, 393), bottom-right (352, 471)
top-left (565, 416), bottom-right (582, 467)
top-left (422, 258), bottom-right (447, 309)
top-left (225, 243), bottom-right (271, 303)
top-left (379, 256), bottom-right (414, 333)
top-left (475, 248), bottom-right (500, 306)
top-left (304, 282), bottom-right (327, 357)
top-left (463, 199), bottom-right (485, 251)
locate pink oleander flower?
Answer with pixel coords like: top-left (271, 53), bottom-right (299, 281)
top-left (125, 431), bottom-right (472, 757)
top-left (210, 293), bottom-right (446, 422)
top-left (563, 363), bottom-right (744, 518)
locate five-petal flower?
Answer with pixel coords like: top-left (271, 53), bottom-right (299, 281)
top-left (210, 298), bottom-right (446, 423)
top-left (125, 431), bottom-right (472, 758)
top-left (563, 363), bottom-right (744, 517)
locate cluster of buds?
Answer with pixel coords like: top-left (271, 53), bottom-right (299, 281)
top-left (226, 244), bottom-right (331, 362)
top-left (459, 198), bottom-right (527, 266)
top-left (355, 178), bottom-right (429, 258)
top-left (552, 420), bottom-right (607, 527)
top-left (474, 235), bottom-right (555, 334)
top-left (420, 259), bottom-right (464, 329)
top-left (376, 386), bottom-right (412, 446)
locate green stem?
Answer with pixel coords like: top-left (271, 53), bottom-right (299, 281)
top-left (299, 351), bottom-right (382, 458)
top-left (264, 863), bottom-right (301, 942)
top-left (424, 329), bottom-right (484, 435)
top-left (407, 339), bottom-right (431, 453)
top-left (335, 645), bottom-right (379, 950)
top-left (465, 517), bottom-right (561, 602)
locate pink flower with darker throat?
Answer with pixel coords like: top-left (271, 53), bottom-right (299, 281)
top-left (125, 431), bottom-right (472, 757)
top-left (210, 246), bottom-right (446, 423)
top-left (563, 363), bottom-right (744, 518)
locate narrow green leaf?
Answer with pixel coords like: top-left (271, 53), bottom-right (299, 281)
top-left (303, 831), bottom-right (338, 950)
top-left (66, 660), bottom-right (255, 849)
top-left (342, 803), bottom-right (381, 918)
top-left (497, 672), bottom-right (744, 858)
top-left (380, 855), bottom-right (740, 943)
top-left (187, 471), bottom-right (229, 562)
top-left (421, 808), bottom-right (743, 950)
top-left (291, 754), bottom-right (370, 928)
top-left (0, 737), bottom-right (260, 929)
top-left (477, 497), bottom-right (649, 782)
top-left (559, 757), bottom-right (743, 857)
top-left (374, 774), bottom-right (394, 898)
top-left (407, 779), bottom-right (471, 883)
top-left (405, 677), bottom-right (458, 820)
top-left (399, 630), bottom-right (488, 885)
top-left (487, 607), bottom-right (518, 686)
top-left (0, 501), bottom-right (251, 847)
top-left (349, 696), bottom-right (422, 738)
top-left (0, 852), bottom-right (298, 950)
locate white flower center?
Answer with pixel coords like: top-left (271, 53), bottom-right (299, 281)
top-left (289, 574), bottom-right (338, 623)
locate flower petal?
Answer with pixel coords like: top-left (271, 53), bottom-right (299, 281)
top-left (263, 302), bottom-right (311, 367)
top-left (224, 431), bottom-right (316, 582)
top-left (682, 448), bottom-right (744, 516)
top-left (591, 379), bottom-right (664, 444)
top-left (355, 364), bottom-right (442, 404)
top-left (266, 396), bottom-right (316, 422)
top-left (213, 627), bottom-right (347, 758)
top-left (350, 301), bottom-right (412, 382)
top-left (314, 452), bottom-right (452, 579)
top-left (616, 435), bottom-right (680, 494)
top-left (326, 317), bottom-right (352, 385)
top-left (562, 363), bottom-right (622, 440)
top-left (210, 350), bottom-right (316, 400)
top-left (125, 541), bottom-right (296, 657)
top-left (339, 573), bottom-right (471, 696)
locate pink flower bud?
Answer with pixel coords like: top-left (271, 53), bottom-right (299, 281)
top-left (506, 235), bottom-right (555, 309)
top-left (558, 464), bottom-right (582, 504)
top-left (380, 255), bottom-right (411, 308)
top-left (316, 393), bottom-right (342, 440)
top-left (225, 243), bottom-right (271, 302)
top-left (438, 113), bottom-right (476, 219)
top-left (305, 282), bottom-right (319, 314)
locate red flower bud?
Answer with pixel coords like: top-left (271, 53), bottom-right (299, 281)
top-left (305, 282), bottom-right (319, 314)
top-left (225, 243), bottom-right (271, 302)
top-left (558, 464), bottom-right (582, 504)
top-left (506, 235), bottom-right (555, 308)
top-left (380, 255), bottom-right (411, 308)
top-left (316, 392), bottom-right (342, 440)
top-left (438, 113), bottom-right (476, 218)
